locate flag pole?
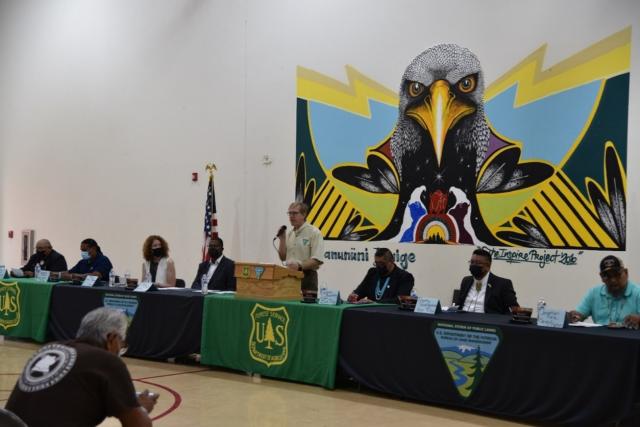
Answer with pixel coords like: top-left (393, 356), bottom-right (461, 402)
top-left (202, 163), bottom-right (218, 261)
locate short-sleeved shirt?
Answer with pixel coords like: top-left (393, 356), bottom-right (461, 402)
top-left (69, 253), bottom-right (113, 279)
top-left (576, 282), bottom-right (640, 325)
top-left (6, 341), bottom-right (139, 427)
top-left (285, 222), bottom-right (324, 266)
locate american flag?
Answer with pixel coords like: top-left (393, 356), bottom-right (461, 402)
top-left (202, 174), bottom-right (218, 261)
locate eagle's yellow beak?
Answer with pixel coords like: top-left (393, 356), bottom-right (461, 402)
top-left (406, 80), bottom-right (475, 167)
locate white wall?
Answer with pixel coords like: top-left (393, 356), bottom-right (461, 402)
top-left (0, 0), bottom-right (638, 310)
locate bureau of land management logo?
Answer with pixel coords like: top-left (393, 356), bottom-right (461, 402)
top-left (249, 303), bottom-right (290, 367)
top-left (433, 321), bottom-right (501, 398)
top-left (0, 281), bottom-right (21, 330)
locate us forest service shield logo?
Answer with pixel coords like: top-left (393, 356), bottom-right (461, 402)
top-left (249, 303), bottom-right (290, 367)
top-left (0, 281), bottom-right (21, 330)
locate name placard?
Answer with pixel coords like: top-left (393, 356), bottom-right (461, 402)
top-left (81, 276), bottom-right (99, 287)
top-left (318, 288), bottom-right (340, 305)
top-left (134, 282), bottom-right (157, 293)
top-left (0, 265), bottom-right (5, 279)
top-left (537, 307), bottom-right (567, 328)
top-left (414, 297), bottom-right (441, 314)
top-left (36, 270), bottom-right (51, 282)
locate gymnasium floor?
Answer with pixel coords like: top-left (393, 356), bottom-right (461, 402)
top-left (1, 339), bottom-right (530, 426)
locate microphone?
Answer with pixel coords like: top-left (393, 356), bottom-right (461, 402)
top-left (274, 225), bottom-right (287, 240)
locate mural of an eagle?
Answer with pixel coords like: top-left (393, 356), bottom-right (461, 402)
top-left (296, 29), bottom-right (629, 249)
top-left (331, 44), bottom-right (553, 244)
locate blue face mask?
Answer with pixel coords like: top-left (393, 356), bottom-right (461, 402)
top-left (81, 251), bottom-right (90, 260)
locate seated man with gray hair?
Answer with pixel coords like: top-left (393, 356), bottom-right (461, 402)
top-left (6, 307), bottom-right (158, 427)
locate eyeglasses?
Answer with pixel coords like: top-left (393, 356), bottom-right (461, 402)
top-left (601, 269), bottom-right (623, 280)
top-left (113, 333), bottom-right (128, 356)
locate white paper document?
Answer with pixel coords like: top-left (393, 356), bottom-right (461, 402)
top-left (568, 321), bottom-right (603, 328)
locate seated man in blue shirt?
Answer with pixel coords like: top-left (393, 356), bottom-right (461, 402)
top-left (64, 238), bottom-right (113, 281)
top-left (569, 255), bottom-right (640, 328)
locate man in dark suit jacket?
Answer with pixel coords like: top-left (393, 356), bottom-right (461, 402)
top-left (455, 248), bottom-right (518, 314)
top-left (15, 239), bottom-right (67, 277)
top-left (191, 237), bottom-right (236, 291)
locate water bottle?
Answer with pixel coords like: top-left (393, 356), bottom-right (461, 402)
top-left (123, 271), bottom-right (131, 286)
top-left (537, 298), bottom-right (546, 319)
top-left (201, 274), bottom-right (208, 295)
top-left (144, 272), bottom-right (152, 284)
top-left (108, 269), bottom-right (116, 287)
top-left (34, 263), bottom-right (41, 279)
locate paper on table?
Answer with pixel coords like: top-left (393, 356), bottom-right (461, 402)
top-left (158, 287), bottom-right (185, 290)
top-left (568, 321), bottom-right (603, 327)
top-left (190, 289), bottom-right (235, 294)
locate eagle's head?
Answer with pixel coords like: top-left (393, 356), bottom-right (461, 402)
top-left (393, 44), bottom-right (489, 176)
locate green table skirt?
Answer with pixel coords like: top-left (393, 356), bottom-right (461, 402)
top-left (201, 295), bottom-right (365, 389)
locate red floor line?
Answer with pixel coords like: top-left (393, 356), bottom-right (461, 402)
top-left (135, 378), bottom-right (182, 421)
top-left (135, 368), bottom-right (210, 381)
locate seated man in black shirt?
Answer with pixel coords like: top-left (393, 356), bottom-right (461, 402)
top-left (63, 238), bottom-right (113, 281)
top-left (12, 239), bottom-right (67, 277)
top-left (348, 248), bottom-right (414, 303)
top-left (7, 307), bottom-right (158, 427)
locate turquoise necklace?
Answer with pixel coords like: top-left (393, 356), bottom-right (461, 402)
top-left (375, 276), bottom-right (391, 301)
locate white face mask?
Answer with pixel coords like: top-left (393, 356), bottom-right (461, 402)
top-left (81, 251), bottom-right (90, 260)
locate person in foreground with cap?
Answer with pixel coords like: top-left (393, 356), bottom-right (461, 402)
top-left (569, 255), bottom-right (640, 328)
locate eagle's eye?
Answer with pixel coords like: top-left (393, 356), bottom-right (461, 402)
top-left (407, 81), bottom-right (425, 97)
top-left (457, 76), bottom-right (476, 93)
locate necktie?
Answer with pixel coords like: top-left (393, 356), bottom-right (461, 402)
top-left (475, 280), bottom-right (482, 292)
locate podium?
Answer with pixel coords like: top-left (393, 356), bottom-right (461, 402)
top-left (234, 262), bottom-right (304, 300)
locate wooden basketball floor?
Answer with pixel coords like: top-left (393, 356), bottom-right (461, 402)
top-left (1, 339), bottom-right (530, 426)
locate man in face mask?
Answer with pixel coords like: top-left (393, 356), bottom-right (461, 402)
top-left (191, 237), bottom-right (236, 291)
top-left (64, 238), bottom-right (113, 281)
top-left (13, 239), bottom-right (67, 277)
top-left (454, 249), bottom-right (519, 314)
top-left (348, 248), bottom-right (414, 303)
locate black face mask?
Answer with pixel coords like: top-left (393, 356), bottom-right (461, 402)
top-left (208, 248), bottom-right (221, 260)
top-left (376, 265), bottom-right (388, 275)
top-left (152, 248), bottom-right (164, 258)
top-left (469, 265), bottom-right (484, 279)
top-left (36, 251), bottom-right (46, 259)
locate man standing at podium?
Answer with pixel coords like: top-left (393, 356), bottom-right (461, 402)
top-left (277, 202), bottom-right (324, 291)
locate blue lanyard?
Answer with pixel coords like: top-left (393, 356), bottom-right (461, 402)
top-left (607, 297), bottom-right (626, 324)
top-left (375, 276), bottom-right (391, 301)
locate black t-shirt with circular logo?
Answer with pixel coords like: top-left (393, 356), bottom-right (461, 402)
top-left (7, 341), bottom-right (139, 427)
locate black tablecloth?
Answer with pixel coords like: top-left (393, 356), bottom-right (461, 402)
top-left (338, 306), bottom-right (640, 426)
top-left (48, 285), bottom-right (203, 359)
